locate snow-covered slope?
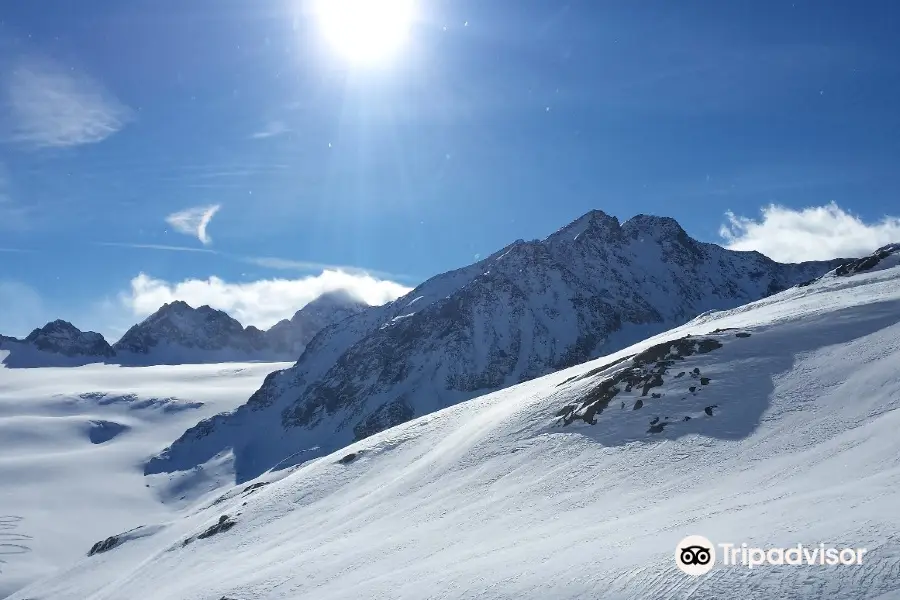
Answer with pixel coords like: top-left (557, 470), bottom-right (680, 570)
top-left (0, 360), bottom-right (290, 598)
top-left (264, 290), bottom-right (368, 358)
top-left (0, 321), bottom-right (114, 368)
top-left (148, 210), bottom-right (844, 483)
top-left (12, 239), bottom-right (900, 600)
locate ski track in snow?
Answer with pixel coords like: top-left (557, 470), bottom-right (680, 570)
top-left (4, 263), bottom-right (900, 599)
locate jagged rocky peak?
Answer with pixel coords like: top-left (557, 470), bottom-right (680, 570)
top-left (112, 300), bottom-right (255, 355)
top-left (147, 301), bottom-right (243, 333)
top-left (621, 214), bottom-right (690, 241)
top-left (545, 209), bottom-right (622, 244)
top-left (22, 319), bottom-right (114, 357)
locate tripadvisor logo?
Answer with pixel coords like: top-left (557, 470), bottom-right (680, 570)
top-left (675, 535), bottom-right (716, 576)
top-left (675, 536), bottom-right (868, 576)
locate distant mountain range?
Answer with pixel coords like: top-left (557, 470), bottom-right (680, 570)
top-left (145, 209), bottom-right (857, 484)
top-left (0, 290), bottom-right (368, 368)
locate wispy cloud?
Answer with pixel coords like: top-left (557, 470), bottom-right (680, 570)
top-left (243, 255), bottom-right (414, 282)
top-left (90, 243), bottom-right (415, 283)
top-left (250, 120), bottom-right (290, 140)
top-left (120, 270), bottom-right (412, 329)
top-left (165, 204), bottom-right (221, 246)
top-left (0, 247), bottom-right (32, 253)
top-left (95, 242), bottom-right (219, 254)
top-left (4, 56), bottom-right (132, 149)
top-left (720, 202), bottom-right (900, 262)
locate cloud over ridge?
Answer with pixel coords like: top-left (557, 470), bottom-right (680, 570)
top-left (719, 202), bottom-right (900, 262)
top-left (120, 270), bottom-right (413, 329)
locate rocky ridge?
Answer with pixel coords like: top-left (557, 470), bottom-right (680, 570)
top-left (1, 294), bottom-right (368, 368)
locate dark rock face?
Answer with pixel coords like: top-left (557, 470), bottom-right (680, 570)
top-left (338, 452), bottom-right (359, 464)
top-left (88, 535), bottom-right (120, 556)
top-left (183, 515), bottom-right (236, 547)
top-left (352, 399), bottom-right (415, 441)
top-left (832, 244), bottom-right (900, 277)
top-left (148, 210), bottom-right (846, 483)
top-left (795, 243), bottom-right (899, 288)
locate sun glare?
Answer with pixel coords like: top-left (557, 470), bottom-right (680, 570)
top-left (314, 0), bottom-right (416, 65)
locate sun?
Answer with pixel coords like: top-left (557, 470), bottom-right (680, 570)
top-left (313, 0), bottom-right (416, 66)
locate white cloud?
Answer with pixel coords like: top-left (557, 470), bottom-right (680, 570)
top-left (5, 57), bottom-right (132, 149)
top-left (165, 204), bottom-right (221, 246)
top-left (719, 202), bottom-right (900, 262)
top-left (120, 270), bottom-right (413, 329)
top-left (251, 120), bottom-right (290, 139)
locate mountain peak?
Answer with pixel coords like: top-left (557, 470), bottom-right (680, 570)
top-left (113, 299), bottom-right (255, 360)
top-left (266, 290), bottom-right (369, 358)
top-left (303, 289), bottom-right (367, 312)
top-left (20, 320), bottom-right (114, 359)
top-left (25, 319), bottom-right (81, 339)
top-left (162, 299), bottom-right (191, 310)
top-left (621, 214), bottom-right (689, 240)
top-left (545, 209), bottom-right (621, 244)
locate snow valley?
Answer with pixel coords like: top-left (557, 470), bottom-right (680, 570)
top-left (2, 211), bottom-right (900, 599)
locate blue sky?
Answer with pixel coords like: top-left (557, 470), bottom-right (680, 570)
top-left (1, 0), bottom-right (899, 339)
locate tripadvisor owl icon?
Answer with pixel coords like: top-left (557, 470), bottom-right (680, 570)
top-left (676, 535), bottom-right (716, 576)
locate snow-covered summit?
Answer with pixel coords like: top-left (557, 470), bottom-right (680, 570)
top-left (146, 209), bottom-right (846, 484)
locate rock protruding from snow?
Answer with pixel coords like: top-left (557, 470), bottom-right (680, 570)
top-left (555, 334), bottom-right (727, 427)
top-left (148, 209), bottom-right (847, 484)
top-left (832, 243), bottom-right (900, 277)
